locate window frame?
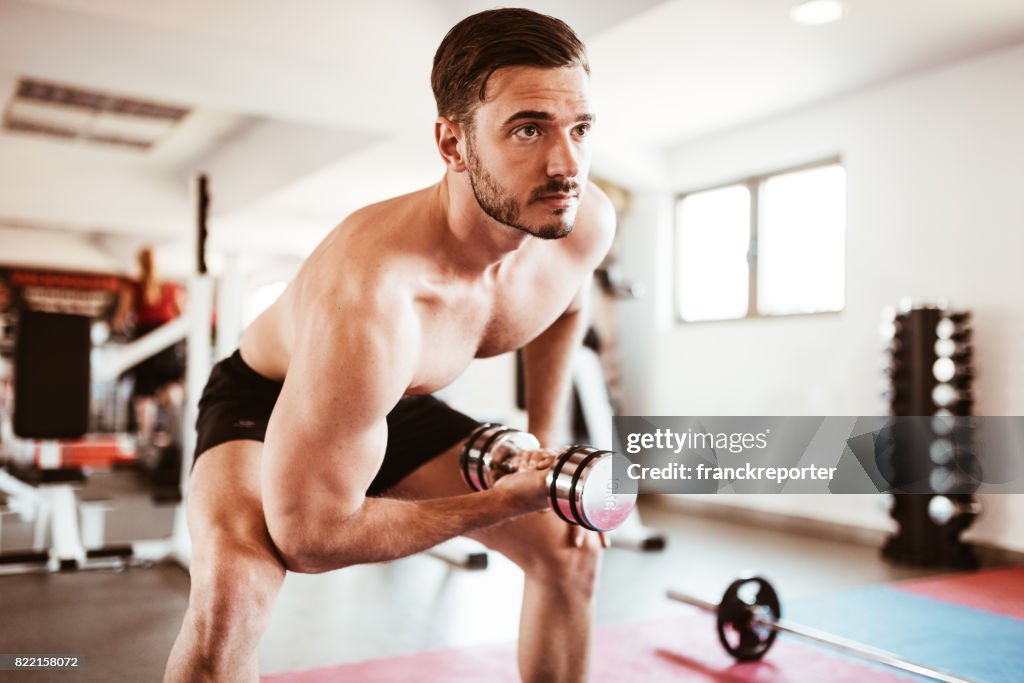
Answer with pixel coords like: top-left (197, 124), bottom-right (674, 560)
top-left (673, 156), bottom-right (845, 324)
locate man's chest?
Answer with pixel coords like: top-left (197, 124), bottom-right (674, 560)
top-left (407, 257), bottom-right (584, 393)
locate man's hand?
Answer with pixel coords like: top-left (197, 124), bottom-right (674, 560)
top-left (569, 524), bottom-right (610, 550)
top-left (493, 448), bottom-right (610, 549)
top-left (492, 448), bottom-right (557, 513)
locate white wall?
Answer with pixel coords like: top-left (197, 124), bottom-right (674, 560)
top-left (616, 43), bottom-right (1024, 552)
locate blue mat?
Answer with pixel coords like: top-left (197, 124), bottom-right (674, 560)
top-left (789, 585), bottom-right (1024, 683)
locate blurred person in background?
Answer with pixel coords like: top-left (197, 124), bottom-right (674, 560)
top-left (114, 247), bottom-right (186, 452)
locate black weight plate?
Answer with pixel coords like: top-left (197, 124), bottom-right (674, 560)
top-left (716, 576), bottom-right (781, 661)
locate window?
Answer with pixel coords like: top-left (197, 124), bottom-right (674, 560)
top-left (674, 160), bottom-right (845, 322)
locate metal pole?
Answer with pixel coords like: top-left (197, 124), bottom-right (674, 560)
top-left (196, 174), bottom-right (208, 276)
top-left (666, 589), bottom-right (720, 613)
top-left (667, 589), bottom-right (977, 683)
top-left (215, 251), bottom-right (242, 362)
top-left (762, 616), bottom-right (976, 683)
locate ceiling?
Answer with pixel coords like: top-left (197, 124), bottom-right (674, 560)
top-left (0, 0), bottom-right (1022, 276)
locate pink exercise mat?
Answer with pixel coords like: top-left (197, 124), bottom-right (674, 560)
top-left (262, 612), bottom-right (909, 683)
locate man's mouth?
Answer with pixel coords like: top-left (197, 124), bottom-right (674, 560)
top-left (536, 193), bottom-right (578, 207)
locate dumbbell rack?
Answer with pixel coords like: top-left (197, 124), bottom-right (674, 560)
top-left (878, 301), bottom-right (979, 568)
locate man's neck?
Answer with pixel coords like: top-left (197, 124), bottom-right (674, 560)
top-left (430, 174), bottom-right (530, 275)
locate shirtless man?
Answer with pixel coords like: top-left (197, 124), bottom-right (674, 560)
top-left (164, 9), bottom-right (615, 682)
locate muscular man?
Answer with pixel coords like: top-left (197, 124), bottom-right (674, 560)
top-left (164, 9), bottom-right (615, 683)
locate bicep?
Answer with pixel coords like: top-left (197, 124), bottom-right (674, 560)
top-left (262, 306), bottom-right (417, 519)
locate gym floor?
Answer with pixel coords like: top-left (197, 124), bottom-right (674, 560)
top-left (0, 470), bottom-right (962, 682)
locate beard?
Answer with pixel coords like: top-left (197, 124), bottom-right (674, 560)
top-left (464, 136), bottom-right (579, 240)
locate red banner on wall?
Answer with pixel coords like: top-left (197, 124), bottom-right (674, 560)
top-left (0, 266), bottom-right (127, 318)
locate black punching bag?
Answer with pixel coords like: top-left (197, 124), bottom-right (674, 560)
top-left (13, 309), bottom-right (91, 439)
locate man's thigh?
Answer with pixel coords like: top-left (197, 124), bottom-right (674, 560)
top-left (183, 441), bottom-right (286, 649)
top-left (188, 440), bottom-right (285, 567)
top-left (379, 437), bottom-right (475, 501)
top-left (369, 395), bottom-right (479, 496)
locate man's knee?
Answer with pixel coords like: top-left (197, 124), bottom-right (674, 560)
top-left (501, 515), bottom-right (603, 593)
top-left (188, 541), bottom-right (284, 649)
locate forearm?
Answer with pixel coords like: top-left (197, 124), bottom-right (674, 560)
top-left (522, 307), bottom-right (589, 446)
top-left (283, 488), bottom-right (526, 573)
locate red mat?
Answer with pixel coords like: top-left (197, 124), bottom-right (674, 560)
top-left (895, 565), bottom-right (1024, 619)
top-left (262, 613), bottom-right (908, 683)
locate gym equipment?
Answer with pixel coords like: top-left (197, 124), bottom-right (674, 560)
top-left (879, 301), bottom-right (979, 568)
top-left (667, 574), bottom-right (976, 683)
top-left (927, 495), bottom-right (981, 526)
top-left (13, 310), bottom-right (91, 439)
top-left (0, 173), bottom-right (214, 574)
top-left (460, 423), bottom-right (636, 532)
top-left (93, 317), bottom-right (189, 382)
top-left (426, 537), bottom-right (489, 570)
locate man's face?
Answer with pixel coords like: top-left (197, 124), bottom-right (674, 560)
top-left (462, 65), bottom-right (593, 240)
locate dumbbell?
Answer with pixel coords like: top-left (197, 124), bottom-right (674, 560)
top-left (460, 423), bottom-right (637, 532)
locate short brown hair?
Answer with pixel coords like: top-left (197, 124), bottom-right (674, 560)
top-left (431, 9), bottom-right (589, 124)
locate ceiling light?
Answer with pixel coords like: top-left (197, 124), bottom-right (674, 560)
top-left (789, 0), bottom-right (845, 26)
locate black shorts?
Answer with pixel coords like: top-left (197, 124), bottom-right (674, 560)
top-left (194, 350), bottom-right (481, 496)
top-left (131, 324), bottom-right (186, 397)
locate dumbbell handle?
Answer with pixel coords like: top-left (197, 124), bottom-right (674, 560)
top-left (489, 442), bottom-right (571, 478)
top-left (472, 432), bottom-right (603, 484)
top-left (492, 457), bottom-right (527, 475)
top-left (481, 429), bottom-right (544, 482)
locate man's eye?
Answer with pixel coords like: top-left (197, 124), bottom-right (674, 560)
top-left (574, 123), bottom-right (591, 137)
top-left (515, 125), bottom-right (540, 139)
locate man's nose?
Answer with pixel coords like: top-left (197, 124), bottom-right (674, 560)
top-left (546, 131), bottom-right (580, 180)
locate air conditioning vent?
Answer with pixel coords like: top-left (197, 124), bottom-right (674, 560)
top-left (3, 78), bottom-right (191, 150)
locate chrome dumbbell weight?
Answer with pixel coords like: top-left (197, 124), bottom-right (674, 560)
top-left (459, 424), bottom-right (637, 532)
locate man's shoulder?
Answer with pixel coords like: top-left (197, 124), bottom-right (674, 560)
top-left (316, 190), bottom-right (430, 282)
top-left (567, 181), bottom-right (616, 262)
top-left (340, 187), bottom-right (427, 232)
top-left (302, 250), bottom-right (412, 315)
top-left (296, 262), bottom-right (418, 355)
top-left (581, 181), bottom-right (616, 232)
top-left (298, 214), bottom-right (417, 327)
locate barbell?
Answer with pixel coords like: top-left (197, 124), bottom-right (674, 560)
top-left (667, 575), bottom-right (976, 683)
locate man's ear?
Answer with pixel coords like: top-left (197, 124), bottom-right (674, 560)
top-left (435, 116), bottom-right (468, 172)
